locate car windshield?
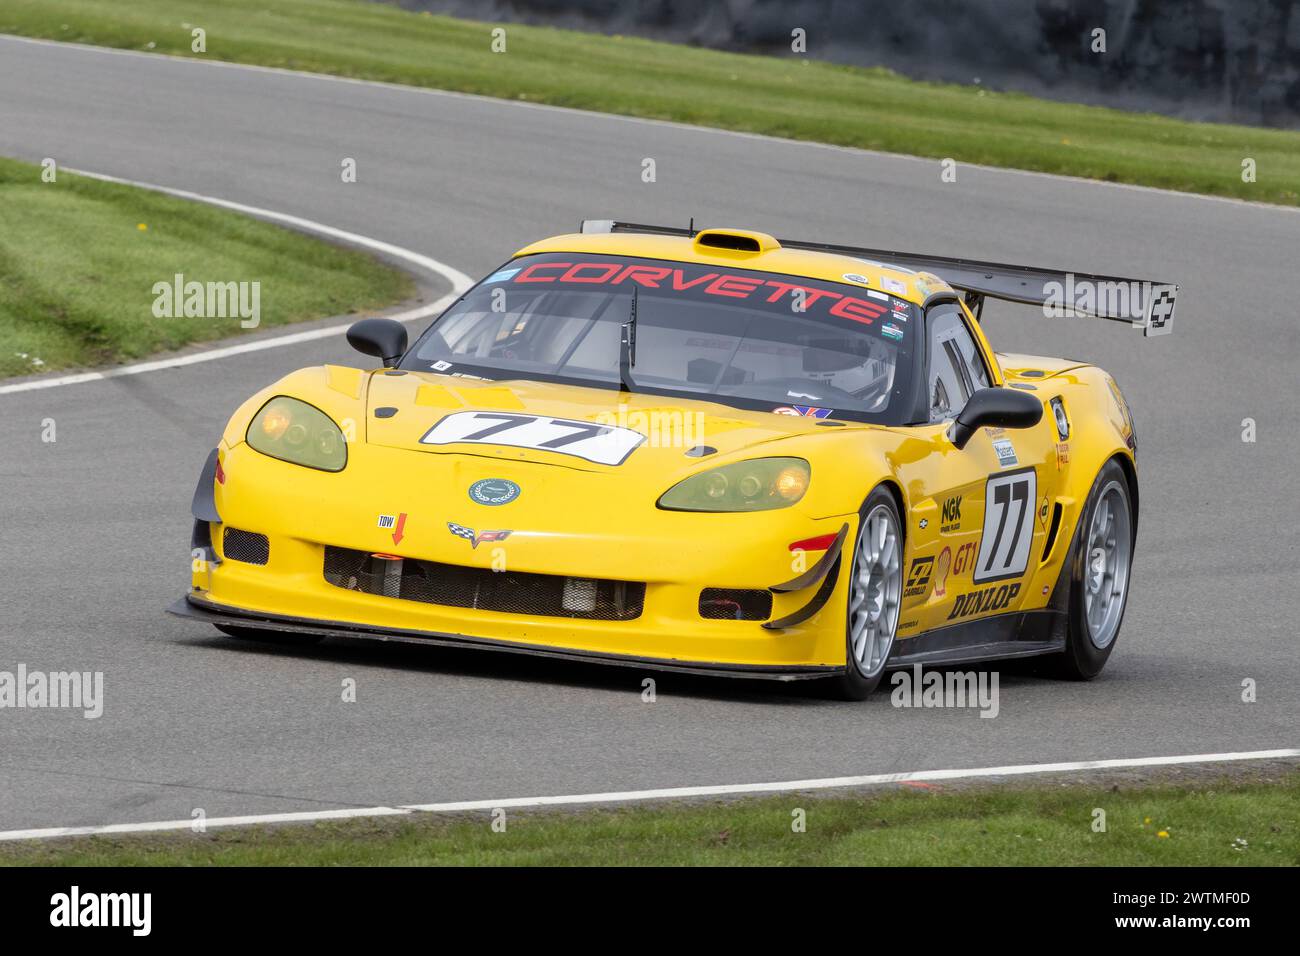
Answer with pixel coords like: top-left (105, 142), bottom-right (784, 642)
top-left (404, 252), bottom-right (918, 424)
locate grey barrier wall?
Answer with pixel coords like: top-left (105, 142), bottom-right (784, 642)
top-left (387, 0), bottom-right (1300, 127)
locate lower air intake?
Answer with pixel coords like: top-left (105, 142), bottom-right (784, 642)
top-left (323, 547), bottom-right (644, 621)
top-left (223, 528), bottom-right (269, 565)
top-left (699, 588), bottom-right (772, 621)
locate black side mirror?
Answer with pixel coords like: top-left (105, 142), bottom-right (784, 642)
top-left (347, 318), bottom-right (408, 367)
top-left (947, 387), bottom-right (1043, 450)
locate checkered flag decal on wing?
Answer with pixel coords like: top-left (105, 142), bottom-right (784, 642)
top-left (1144, 285), bottom-right (1176, 337)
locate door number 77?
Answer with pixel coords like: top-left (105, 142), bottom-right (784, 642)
top-left (973, 468), bottom-right (1037, 584)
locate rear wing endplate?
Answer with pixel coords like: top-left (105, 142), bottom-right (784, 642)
top-left (579, 219), bottom-right (1177, 337)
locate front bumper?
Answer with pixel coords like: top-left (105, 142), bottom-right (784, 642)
top-left (180, 443), bottom-right (858, 673)
top-left (170, 594), bottom-right (844, 681)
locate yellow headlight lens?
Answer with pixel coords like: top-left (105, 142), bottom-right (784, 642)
top-left (775, 465), bottom-right (809, 501)
top-left (260, 407), bottom-right (292, 440)
top-left (658, 458), bottom-right (810, 512)
top-left (247, 396), bottom-right (347, 472)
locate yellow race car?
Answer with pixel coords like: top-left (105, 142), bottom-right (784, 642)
top-left (170, 221), bottom-right (1175, 699)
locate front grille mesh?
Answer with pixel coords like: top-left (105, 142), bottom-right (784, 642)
top-left (323, 547), bottom-right (644, 621)
top-left (223, 528), bottom-right (269, 565)
top-left (699, 588), bottom-right (772, 621)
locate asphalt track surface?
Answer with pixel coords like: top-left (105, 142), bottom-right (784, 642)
top-left (0, 36), bottom-right (1296, 832)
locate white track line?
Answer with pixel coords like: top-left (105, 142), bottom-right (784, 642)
top-left (0, 170), bottom-right (474, 396)
top-left (3, 32), bottom-right (1297, 216)
top-left (2, 748), bottom-right (1294, 842)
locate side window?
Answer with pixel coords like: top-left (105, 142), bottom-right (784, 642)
top-left (953, 324), bottom-right (990, 391)
top-left (926, 305), bottom-right (990, 423)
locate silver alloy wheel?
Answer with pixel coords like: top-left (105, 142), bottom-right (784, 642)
top-left (1083, 479), bottom-right (1132, 650)
top-left (849, 504), bottom-right (902, 677)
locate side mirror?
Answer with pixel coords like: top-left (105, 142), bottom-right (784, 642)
top-left (947, 387), bottom-right (1043, 450)
top-left (346, 318), bottom-right (408, 367)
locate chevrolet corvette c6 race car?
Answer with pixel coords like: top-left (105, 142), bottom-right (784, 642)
top-left (170, 221), bottom-right (1175, 699)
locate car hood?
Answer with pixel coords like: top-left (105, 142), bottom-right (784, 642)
top-left (363, 371), bottom-right (867, 477)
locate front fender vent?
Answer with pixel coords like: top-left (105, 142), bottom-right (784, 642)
top-left (1040, 503), bottom-right (1063, 563)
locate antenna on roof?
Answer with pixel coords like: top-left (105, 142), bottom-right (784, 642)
top-left (688, 217), bottom-right (696, 237)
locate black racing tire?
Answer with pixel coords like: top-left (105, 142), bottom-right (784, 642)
top-left (1050, 457), bottom-right (1136, 680)
top-left (825, 485), bottom-right (904, 701)
top-left (215, 624), bottom-right (325, 646)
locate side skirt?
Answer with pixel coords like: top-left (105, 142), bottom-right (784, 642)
top-left (886, 610), bottom-right (1068, 669)
top-left (889, 523), bottom-right (1077, 670)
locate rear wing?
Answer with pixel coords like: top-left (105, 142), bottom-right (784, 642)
top-left (579, 219), bottom-right (1176, 337)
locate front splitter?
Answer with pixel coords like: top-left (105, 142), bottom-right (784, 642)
top-left (168, 594), bottom-right (843, 682)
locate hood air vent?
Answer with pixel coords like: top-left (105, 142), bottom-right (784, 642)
top-left (693, 229), bottom-right (780, 254)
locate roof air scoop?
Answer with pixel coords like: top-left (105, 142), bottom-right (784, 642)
top-left (693, 228), bottom-right (780, 254)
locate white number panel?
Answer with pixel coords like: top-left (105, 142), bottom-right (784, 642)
top-left (419, 411), bottom-right (645, 465)
top-left (973, 467), bottom-right (1037, 584)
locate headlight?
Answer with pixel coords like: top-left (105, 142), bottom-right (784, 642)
top-left (658, 458), bottom-right (809, 512)
top-left (247, 396), bottom-right (347, 472)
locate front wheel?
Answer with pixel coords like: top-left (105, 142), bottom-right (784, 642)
top-left (1051, 458), bottom-right (1135, 679)
top-left (827, 487), bottom-right (903, 700)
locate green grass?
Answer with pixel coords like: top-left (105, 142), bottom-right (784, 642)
top-left (0, 156), bottom-right (412, 377)
top-left (4, 0), bottom-right (1299, 205)
top-left (5, 772), bottom-right (1297, 866)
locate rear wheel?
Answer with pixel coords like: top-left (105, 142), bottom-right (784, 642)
top-left (827, 487), bottom-right (903, 700)
top-left (1052, 458), bottom-right (1135, 679)
top-left (215, 624), bottom-right (325, 646)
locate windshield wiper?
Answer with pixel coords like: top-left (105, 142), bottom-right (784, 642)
top-left (619, 285), bottom-right (637, 392)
